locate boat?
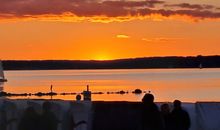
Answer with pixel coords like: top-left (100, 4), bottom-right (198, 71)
top-left (199, 63), bottom-right (203, 69)
top-left (0, 61), bottom-right (7, 82)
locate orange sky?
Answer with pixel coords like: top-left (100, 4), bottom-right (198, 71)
top-left (0, 0), bottom-right (220, 60)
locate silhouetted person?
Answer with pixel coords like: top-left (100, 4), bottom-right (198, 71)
top-left (141, 93), bottom-right (164, 130)
top-left (50, 85), bottom-right (53, 93)
top-left (18, 107), bottom-right (40, 130)
top-left (76, 94), bottom-right (82, 101)
top-left (160, 103), bottom-right (172, 130)
top-left (40, 102), bottom-right (59, 130)
top-left (171, 100), bottom-right (191, 130)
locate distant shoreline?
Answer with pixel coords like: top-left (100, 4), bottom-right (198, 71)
top-left (3, 68), bottom-right (220, 71)
top-left (2, 55), bottom-right (220, 70)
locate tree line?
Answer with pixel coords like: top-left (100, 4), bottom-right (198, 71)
top-left (2, 55), bottom-right (220, 70)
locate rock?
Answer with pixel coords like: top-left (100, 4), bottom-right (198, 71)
top-left (132, 89), bottom-right (142, 94)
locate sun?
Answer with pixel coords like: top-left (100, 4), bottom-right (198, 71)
top-left (95, 56), bottom-right (110, 61)
top-left (94, 55), bottom-right (111, 61)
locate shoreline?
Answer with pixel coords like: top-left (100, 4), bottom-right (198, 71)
top-left (1, 91), bottom-right (220, 103)
top-left (3, 67), bottom-right (220, 71)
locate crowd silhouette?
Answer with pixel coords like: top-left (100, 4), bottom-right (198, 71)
top-left (1, 95), bottom-right (191, 130)
top-left (142, 93), bottom-right (191, 130)
top-left (18, 102), bottom-right (59, 130)
top-left (18, 101), bottom-right (86, 130)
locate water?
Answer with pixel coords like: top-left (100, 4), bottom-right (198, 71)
top-left (1, 69), bottom-right (220, 102)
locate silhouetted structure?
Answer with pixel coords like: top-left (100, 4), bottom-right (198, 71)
top-left (18, 107), bottom-right (40, 130)
top-left (171, 100), bottom-right (191, 130)
top-left (141, 94), bottom-right (164, 130)
top-left (160, 103), bottom-right (173, 130)
top-left (41, 102), bottom-right (59, 130)
top-left (0, 60), bottom-right (7, 82)
top-left (83, 85), bottom-right (91, 101)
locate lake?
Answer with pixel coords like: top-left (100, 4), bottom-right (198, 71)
top-left (1, 69), bottom-right (220, 102)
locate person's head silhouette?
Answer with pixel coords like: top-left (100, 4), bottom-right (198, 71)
top-left (173, 100), bottom-right (182, 109)
top-left (142, 93), bottom-right (154, 104)
top-left (161, 103), bottom-right (170, 114)
top-left (76, 94), bottom-right (81, 101)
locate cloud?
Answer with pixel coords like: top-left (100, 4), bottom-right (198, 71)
top-left (0, 0), bottom-right (220, 22)
top-left (165, 3), bottom-right (215, 10)
top-left (116, 34), bottom-right (130, 39)
top-left (102, 0), bottom-right (165, 8)
top-left (142, 37), bottom-right (182, 42)
top-left (142, 38), bottom-right (153, 42)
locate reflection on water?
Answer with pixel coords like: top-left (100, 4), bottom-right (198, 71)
top-left (3, 69), bottom-right (220, 102)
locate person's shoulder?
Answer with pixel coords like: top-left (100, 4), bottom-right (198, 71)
top-left (153, 103), bottom-right (159, 109)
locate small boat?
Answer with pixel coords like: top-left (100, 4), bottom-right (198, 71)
top-left (0, 61), bottom-right (7, 82)
top-left (199, 63), bottom-right (203, 69)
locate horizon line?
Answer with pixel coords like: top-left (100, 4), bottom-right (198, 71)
top-left (1, 55), bottom-right (220, 61)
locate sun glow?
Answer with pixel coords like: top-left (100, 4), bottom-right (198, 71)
top-left (94, 55), bottom-right (112, 61)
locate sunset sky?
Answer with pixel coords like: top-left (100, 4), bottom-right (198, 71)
top-left (0, 0), bottom-right (220, 60)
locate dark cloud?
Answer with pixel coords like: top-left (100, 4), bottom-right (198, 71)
top-left (0, 0), bottom-right (220, 22)
top-left (137, 8), bottom-right (220, 19)
top-left (102, 0), bottom-right (165, 8)
top-left (165, 3), bottom-right (215, 10)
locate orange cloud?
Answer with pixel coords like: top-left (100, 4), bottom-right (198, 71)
top-left (142, 37), bottom-right (183, 42)
top-left (116, 34), bottom-right (130, 39)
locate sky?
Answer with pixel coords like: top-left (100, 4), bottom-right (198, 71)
top-left (0, 0), bottom-right (220, 60)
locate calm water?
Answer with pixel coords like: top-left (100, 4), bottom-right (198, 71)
top-left (1, 69), bottom-right (220, 102)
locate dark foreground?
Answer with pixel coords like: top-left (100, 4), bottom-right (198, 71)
top-left (1, 99), bottom-right (220, 130)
